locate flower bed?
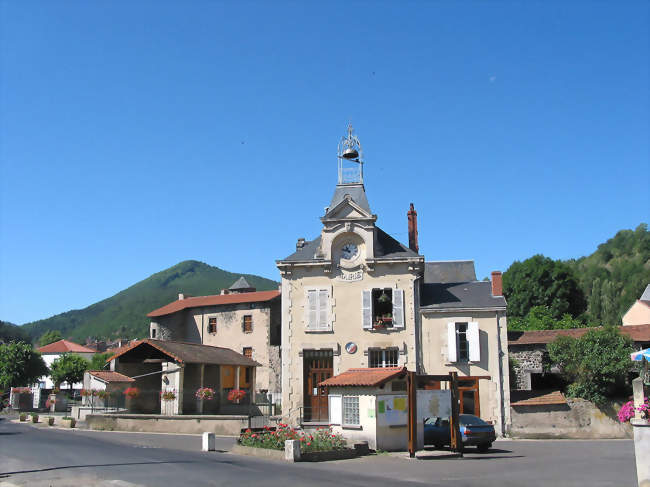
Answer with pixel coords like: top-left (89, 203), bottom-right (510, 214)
top-left (618, 397), bottom-right (649, 422)
top-left (239, 424), bottom-right (347, 453)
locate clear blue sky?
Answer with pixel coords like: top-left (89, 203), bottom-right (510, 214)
top-left (1, 1), bottom-right (648, 325)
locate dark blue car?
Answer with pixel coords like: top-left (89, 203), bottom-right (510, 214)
top-left (424, 414), bottom-right (496, 452)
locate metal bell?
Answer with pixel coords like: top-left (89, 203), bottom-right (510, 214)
top-left (342, 147), bottom-right (359, 160)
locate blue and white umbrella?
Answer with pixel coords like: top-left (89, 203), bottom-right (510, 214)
top-left (630, 348), bottom-right (650, 361)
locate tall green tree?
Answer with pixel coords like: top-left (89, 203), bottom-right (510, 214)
top-left (503, 254), bottom-right (587, 319)
top-left (547, 326), bottom-right (633, 404)
top-left (89, 352), bottom-right (111, 370)
top-left (508, 306), bottom-right (591, 331)
top-left (0, 342), bottom-right (49, 389)
top-left (0, 321), bottom-right (29, 343)
top-left (39, 330), bottom-right (63, 347)
top-left (50, 353), bottom-right (89, 390)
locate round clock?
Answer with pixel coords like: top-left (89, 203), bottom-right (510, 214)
top-left (341, 243), bottom-right (359, 260)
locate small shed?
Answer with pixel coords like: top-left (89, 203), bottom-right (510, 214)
top-left (320, 367), bottom-right (453, 451)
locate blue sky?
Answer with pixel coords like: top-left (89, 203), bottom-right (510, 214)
top-left (1, 1), bottom-right (648, 325)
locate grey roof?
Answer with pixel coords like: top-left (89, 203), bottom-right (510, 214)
top-left (375, 227), bottom-right (420, 259)
top-left (230, 276), bottom-right (253, 290)
top-left (420, 281), bottom-right (506, 310)
top-left (280, 227), bottom-right (419, 262)
top-left (328, 184), bottom-right (371, 214)
top-left (424, 261), bottom-right (477, 284)
top-left (641, 284), bottom-right (650, 302)
top-left (282, 235), bottom-right (323, 262)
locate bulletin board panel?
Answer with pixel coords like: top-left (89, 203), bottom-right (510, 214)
top-left (376, 394), bottom-right (408, 427)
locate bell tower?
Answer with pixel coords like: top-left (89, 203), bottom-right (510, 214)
top-left (337, 123), bottom-right (364, 184)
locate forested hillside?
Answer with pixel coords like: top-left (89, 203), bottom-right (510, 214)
top-left (21, 260), bottom-right (278, 343)
top-left (505, 223), bottom-right (649, 330)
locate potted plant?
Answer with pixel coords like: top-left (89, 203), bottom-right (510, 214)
top-left (19, 413), bottom-right (27, 422)
top-left (227, 389), bottom-right (246, 404)
top-left (61, 417), bottom-right (76, 428)
top-left (30, 413), bottom-right (39, 423)
top-left (123, 387), bottom-right (140, 412)
top-left (160, 390), bottom-right (176, 401)
top-left (47, 417), bottom-right (55, 426)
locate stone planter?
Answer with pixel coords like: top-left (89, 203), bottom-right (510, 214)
top-left (300, 448), bottom-right (359, 462)
top-left (231, 444), bottom-right (286, 461)
top-left (30, 414), bottom-right (39, 423)
top-left (61, 418), bottom-right (76, 428)
top-left (631, 419), bottom-right (650, 487)
top-left (47, 417), bottom-right (55, 426)
top-left (231, 442), bottom-right (359, 463)
top-left (19, 413), bottom-right (27, 422)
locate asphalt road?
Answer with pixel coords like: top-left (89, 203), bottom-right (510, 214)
top-left (0, 417), bottom-right (638, 487)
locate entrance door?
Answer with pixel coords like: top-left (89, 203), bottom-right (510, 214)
top-left (303, 350), bottom-right (333, 422)
top-left (458, 378), bottom-right (480, 417)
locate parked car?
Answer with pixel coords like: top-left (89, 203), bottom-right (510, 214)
top-left (424, 414), bottom-right (496, 452)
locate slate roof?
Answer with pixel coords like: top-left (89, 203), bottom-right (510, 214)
top-left (424, 261), bottom-right (477, 284)
top-left (328, 183), bottom-right (371, 214)
top-left (147, 290), bottom-right (280, 317)
top-left (319, 367), bottom-right (407, 387)
top-left (38, 339), bottom-right (96, 354)
top-left (280, 227), bottom-right (419, 262)
top-left (640, 284), bottom-right (650, 302)
top-left (229, 276), bottom-right (254, 290)
top-left (508, 324), bottom-right (650, 346)
top-left (107, 339), bottom-right (260, 367)
top-left (420, 281), bottom-right (506, 310)
top-left (88, 370), bottom-right (135, 383)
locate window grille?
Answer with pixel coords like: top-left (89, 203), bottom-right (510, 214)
top-left (208, 318), bottom-right (217, 334)
top-left (369, 349), bottom-right (399, 368)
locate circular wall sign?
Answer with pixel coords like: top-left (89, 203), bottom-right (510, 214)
top-left (345, 342), bottom-right (358, 354)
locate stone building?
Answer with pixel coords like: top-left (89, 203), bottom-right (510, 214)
top-left (147, 278), bottom-right (281, 400)
top-left (276, 125), bottom-right (511, 436)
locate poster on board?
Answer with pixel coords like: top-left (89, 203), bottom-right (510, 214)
top-left (417, 389), bottom-right (452, 419)
top-left (376, 394), bottom-right (408, 427)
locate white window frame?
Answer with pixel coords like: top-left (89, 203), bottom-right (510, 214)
top-left (328, 394), bottom-right (342, 425)
top-left (368, 348), bottom-right (399, 368)
top-left (447, 321), bottom-right (480, 363)
top-left (342, 395), bottom-right (360, 427)
top-left (362, 286), bottom-right (405, 331)
top-left (304, 287), bottom-right (331, 331)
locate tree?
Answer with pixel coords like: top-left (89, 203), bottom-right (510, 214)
top-left (508, 306), bottom-right (591, 331)
top-left (503, 254), bottom-right (587, 319)
top-left (39, 330), bottom-right (63, 347)
top-left (0, 321), bottom-right (29, 343)
top-left (89, 352), bottom-right (111, 370)
top-left (0, 342), bottom-right (49, 390)
top-left (50, 353), bottom-right (89, 390)
top-left (547, 326), bottom-right (633, 404)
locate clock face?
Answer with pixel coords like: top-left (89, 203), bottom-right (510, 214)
top-left (341, 243), bottom-right (359, 260)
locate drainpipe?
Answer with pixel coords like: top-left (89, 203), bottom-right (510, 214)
top-left (496, 310), bottom-right (506, 437)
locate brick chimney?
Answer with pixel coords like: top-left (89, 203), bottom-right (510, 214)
top-left (407, 203), bottom-right (419, 253)
top-left (491, 271), bottom-right (503, 297)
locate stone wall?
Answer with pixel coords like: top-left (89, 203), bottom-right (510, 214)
top-left (510, 398), bottom-right (632, 439)
top-left (510, 345), bottom-right (546, 390)
top-left (86, 413), bottom-right (249, 436)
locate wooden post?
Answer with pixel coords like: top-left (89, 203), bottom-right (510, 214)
top-left (407, 370), bottom-right (417, 458)
top-left (198, 364), bottom-right (205, 414)
top-left (449, 372), bottom-right (463, 457)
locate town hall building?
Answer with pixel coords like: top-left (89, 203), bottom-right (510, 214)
top-left (276, 125), bottom-right (511, 436)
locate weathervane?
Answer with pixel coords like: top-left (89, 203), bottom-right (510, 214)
top-left (337, 123), bottom-right (364, 184)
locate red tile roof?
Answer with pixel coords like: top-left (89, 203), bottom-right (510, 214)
top-left (319, 367), bottom-right (407, 387)
top-left (37, 339), bottom-right (97, 354)
top-left (509, 324), bottom-right (650, 346)
top-left (88, 370), bottom-right (135, 383)
top-left (147, 290), bottom-right (281, 317)
top-left (511, 390), bottom-right (567, 407)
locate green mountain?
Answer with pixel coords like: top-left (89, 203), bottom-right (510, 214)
top-left (21, 260), bottom-right (279, 343)
top-left (567, 223), bottom-right (650, 325)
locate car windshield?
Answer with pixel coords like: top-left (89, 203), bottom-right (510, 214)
top-left (459, 414), bottom-right (487, 426)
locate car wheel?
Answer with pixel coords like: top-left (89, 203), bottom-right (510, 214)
top-left (477, 443), bottom-right (491, 453)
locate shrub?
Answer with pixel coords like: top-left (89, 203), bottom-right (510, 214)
top-left (239, 424), bottom-right (346, 452)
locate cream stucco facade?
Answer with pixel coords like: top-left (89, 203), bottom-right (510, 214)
top-left (622, 300), bottom-right (650, 327)
top-left (277, 126), bottom-right (510, 437)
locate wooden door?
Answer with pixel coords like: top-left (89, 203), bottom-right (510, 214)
top-left (458, 378), bottom-right (480, 417)
top-left (303, 350), bottom-right (333, 422)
